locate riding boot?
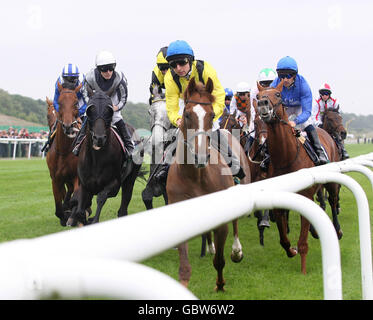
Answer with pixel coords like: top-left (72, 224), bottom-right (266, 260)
top-left (244, 135), bottom-right (254, 156)
top-left (115, 119), bottom-right (134, 160)
top-left (211, 129), bottom-right (245, 180)
top-left (72, 118), bottom-right (87, 156)
top-left (305, 125), bottom-right (328, 165)
top-left (41, 120), bottom-right (57, 153)
top-left (154, 163), bottom-right (169, 184)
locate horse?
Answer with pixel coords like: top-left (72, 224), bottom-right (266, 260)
top-left (46, 82), bottom-right (82, 226)
top-left (66, 92), bottom-right (145, 226)
top-left (166, 77), bottom-right (251, 291)
top-left (256, 80), bottom-right (341, 274)
top-left (316, 107), bottom-right (346, 215)
top-left (46, 97), bottom-right (57, 130)
top-left (141, 86), bottom-right (173, 210)
top-left (220, 107), bottom-right (271, 246)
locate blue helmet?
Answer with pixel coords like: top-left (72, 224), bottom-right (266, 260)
top-left (166, 40), bottom-right (194, 61)
top-left (276, 56), bottom-right (298, 73)
top-left (225, 88), bottom-right (233, 98)
top-left (62, 63), bottom-right (80, 77)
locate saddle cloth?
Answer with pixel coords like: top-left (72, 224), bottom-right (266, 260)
top-left (297, 133), bottom-right (329, 165)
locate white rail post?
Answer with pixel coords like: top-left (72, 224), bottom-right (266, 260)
top-left (252, 191), bottom-right (342, 300)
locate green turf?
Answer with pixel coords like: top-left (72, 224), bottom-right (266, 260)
top-left (0, 143), bottom-right (372, 299)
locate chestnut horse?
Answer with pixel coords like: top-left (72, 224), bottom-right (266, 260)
top-left (46, 82), bottom-right (81, 226)
top-left (46, 97), bottom-right (57, 130)
top-left (256, 80), bottom-right (340, 274)
top-left (166, 77), bottom-right (251, 291)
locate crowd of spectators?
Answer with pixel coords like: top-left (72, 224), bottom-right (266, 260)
top-left (0, 127), bottom-right (49, 158)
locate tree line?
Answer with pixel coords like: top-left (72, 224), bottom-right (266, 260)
top-left (0, 88), bottom-right (371, 135)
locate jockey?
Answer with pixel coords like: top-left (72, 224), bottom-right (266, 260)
top-left (249, 68), bottom-right (277, 168)
top-left (149, 46), bottom-right (169, 104)
top-left (42, 63), bottom-right (87, 153)
top-left (72, 50), bottom-right (134, 159)
top-left (154, 40), bottom-right (245, 183)
top-left (313, 83), bottom-right (349, 159)
top-left (218, 88), bottom-right (234, 122)
top-left (229, 82), bottom-right (251, 129)
top-left (270, 56), bottom-right (328, 165)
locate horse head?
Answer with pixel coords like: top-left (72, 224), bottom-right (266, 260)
top-left (149, 85), bottom-right (170, 160)
top-left (86, 92), bottom-right (114, 151)
top-left (57, 82), bottom-right (81, 138)
top-left (182, 77), bottom-right (215, 168)
top-left (46, 96), bottom-right (57, 130)
top-left (256, 80), bottom-right (288, 124)
top-left (323, 107), bottom-right (347, 140)
top-left (220, 109), bottom-right (240, 131)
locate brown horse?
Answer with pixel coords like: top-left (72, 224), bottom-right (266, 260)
top-left (46, 97), bottom-right (57, 130)
top-left (316, 108), bottom-right (346, 215)
top-left (256, 80), bottom-right (340, 274)
top-left (46, 82), bottom-right (81, 226)
top-left (166, 77), bottom-right (250, 291)
top-left (220, 107), bottom-right (272, 245)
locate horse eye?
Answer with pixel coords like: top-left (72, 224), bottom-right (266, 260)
top-left (275, 92), bottom-right (281, 97)
top-left (256, 94), bottom-right (260, 100)
top-left (185, 112), bottom-right (191, 120)
top-left (211, 112), bottom-right (215, 120)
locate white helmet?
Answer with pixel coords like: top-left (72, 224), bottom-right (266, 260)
top-left (95, 50), bottom-right (116, 66)
top-left (235, 82), bottom-right (251, 93)
top-left (257, 68), bottom-right (277, 82)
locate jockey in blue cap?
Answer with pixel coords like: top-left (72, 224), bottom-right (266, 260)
top-left (42, 63), bottom-right (87, 153)
top-left (269, 56), bottom-right (328, 166)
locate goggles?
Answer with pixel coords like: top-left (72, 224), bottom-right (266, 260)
top-left (278, 73), bottom-right (295, 79)
top-left (98, 64), bottom-right (116, 72)
top-left (169, 58), bottom-right (189, 69)
top-left (320, 90), bottom-right (331, 96)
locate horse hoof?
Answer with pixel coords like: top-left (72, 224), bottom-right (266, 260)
top-left (231, 250), bottom-right (243, 263)
top-left (214, 283), bottom-right (225, 292)
top-left (180, 280), bottom-right (189, 288)
top-left (59, 219), bottom-right (67, 227)
top-left (66, 217), bottom-right (74, 227)
top-left (337, 230), bottom-right (343, 240)
top-left (287, 247), bottom-right (297, 258)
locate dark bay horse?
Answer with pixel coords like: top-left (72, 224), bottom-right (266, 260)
top-left (316, 108), bottom-right (346, 216)
top-left (166, 77), bottom-right (250, 291)
top-left (256, 80), bottom-right (340, 274)
top-left (141, 86), bottom-right (173, 209)
top-left (67, 92), bottom-right (145, 226)
top-left (46, 82), bottom-right (82, 226)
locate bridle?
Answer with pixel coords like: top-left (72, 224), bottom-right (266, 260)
top-left (257, 92), bottom-right (300, 171)
top-left (56, 89), bottom-right (80, 128)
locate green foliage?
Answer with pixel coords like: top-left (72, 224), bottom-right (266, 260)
top-left (0, 88), bottom-right (151, 130)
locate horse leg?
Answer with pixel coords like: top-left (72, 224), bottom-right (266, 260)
top-left (316, 187), bottom-right (327, 211)
top-left (118, 164), bottom-right (140, 217)
top-left (142, 186), bottom-right (154, 210)
top-left (200, 232), bottom-right (215, 257)
top-left (89, 190), bottom-right (110, 224)
top-left (274, 209), bottom-right (297, 258)
top-left (230, 219), bottom-right (243, 263)
top-left (51, 179), bottom-right (67, 226)
top-left (326, 183), bottom-right (343, 239)
top-left (66, 187), bottom-right (91, 226)
top-left (297, 215), bottom-right (310, 275)
top-left (214, 223), bottom-right (228, 292)
top-left (178, 242), bottom-right (191, 288)
top-left (255, 210), bottom-right (270, 246)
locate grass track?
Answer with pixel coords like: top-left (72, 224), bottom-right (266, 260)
top-left (0, 143), bottom-right (372, 299)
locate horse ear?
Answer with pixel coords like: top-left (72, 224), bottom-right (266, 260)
top-left (336, 105), bottom-right (340, 112)
top-left (257, 82), bottom-right (265, 92)
top-left (57, 81), bottom-right (63, 92)
top-left (185, 77), bottom-right (197, 100)
top-left (46, 97), bottom-right (53, 107)
top-left (276, 79), bottom-right (284, 92)
top-left (253, 99), bottom-right (258, 113)
top-left (205, 77), bottom-right (214, 94)
top-left (75, 83), bottom-right (82, 93)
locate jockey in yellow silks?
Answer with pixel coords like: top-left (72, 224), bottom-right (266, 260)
top-left (153, 40), bottom-right (245, 184)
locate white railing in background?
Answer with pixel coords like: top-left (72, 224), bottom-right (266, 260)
top-left (0, 153), bottom-right (372, 300)
top-left (0, 138), bottom-right (47, 159)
